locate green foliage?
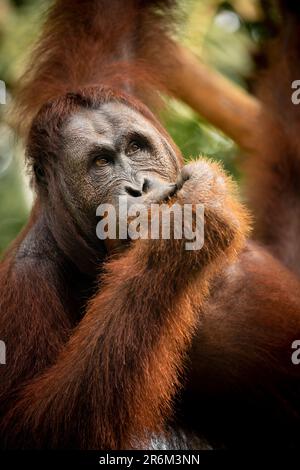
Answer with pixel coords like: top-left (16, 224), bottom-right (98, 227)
top-left (163, 100), bottom-right (240, 178)
top-left (0, 125), bottom-right (29, 254)
top-left (0, 0), bottom-right (49, 88)
top-left (0, 0), bottom-right (47, 255)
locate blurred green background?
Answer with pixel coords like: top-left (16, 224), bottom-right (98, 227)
top-left (0, 0), bottom-right (264, 255)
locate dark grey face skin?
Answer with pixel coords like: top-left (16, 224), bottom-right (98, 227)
top-left (57, 102), bottom-right (181, 240)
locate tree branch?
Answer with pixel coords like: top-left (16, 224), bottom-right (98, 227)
top-left (163, 44), bottom-right (267, 152)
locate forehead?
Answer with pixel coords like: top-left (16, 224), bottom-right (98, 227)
top-left (64, 102), bottom-right (160, 143)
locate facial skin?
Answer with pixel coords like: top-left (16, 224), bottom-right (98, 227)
top-left (58, 102), bottom-right (181, 234)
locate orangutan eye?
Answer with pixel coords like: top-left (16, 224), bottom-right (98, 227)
top-left (94, 156), bottom-right (110, 167)
top-left (127, 140), bottom-right (141, 155)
